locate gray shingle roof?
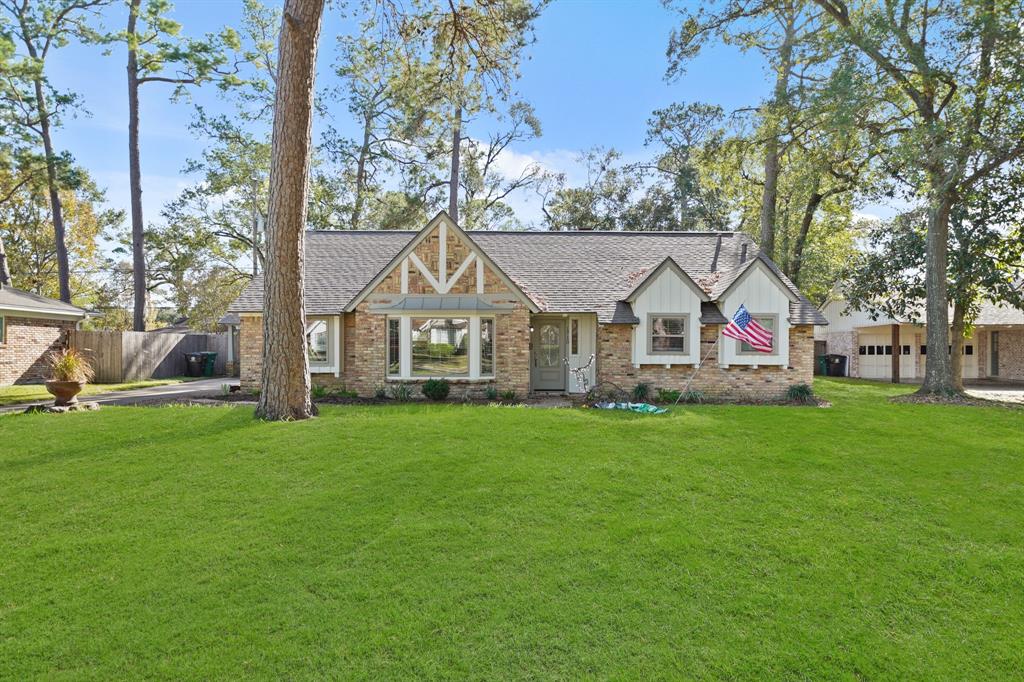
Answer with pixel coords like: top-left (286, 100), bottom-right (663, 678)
top-left (0, 286), bottom-right (88, 318)
top-left (229, 229), bottom-right (827, 325)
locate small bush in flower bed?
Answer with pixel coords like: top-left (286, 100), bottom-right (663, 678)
top-left (787, 383), bottom-right (814, 404)
top-left (422, 379), bottom-right (451, 401)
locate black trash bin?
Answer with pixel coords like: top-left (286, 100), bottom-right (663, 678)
top-left (826, 354), bottom-right (847, 377)
top-left (185, 352), bottom-right (205, 377)
top-left (200, 351), bottom-right (218, 377)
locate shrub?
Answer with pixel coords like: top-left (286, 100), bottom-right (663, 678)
top-left (787, 383), bottom-right (814, 404)
top-left (631, 382), bottom-right (651, 402)
top-left (389, 383), bottom-right (413, 402)
top-left (655, 388), bottom-right (681, 404)
top-left (374, 384), bottom-right (387, 400)
top-left (484, 385), bottom-right (499, 401)
top-left (48, 348), bottom-right (95, 383)
top-left (311, 384), bottom-right (329, 399)
top-left (678, 390), bottom-right (705, 404)
top-left (220, 383), bottom-right (232, 396)
top-left (330, 387), bottom-right (358, 399)
top-left (499, 388), bottom-right (517, 402)
top-left (422, 378), bottom-right (450, 401)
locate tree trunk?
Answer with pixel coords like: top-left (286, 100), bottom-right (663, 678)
top-left (32, 77), bottom-right (71, 303)
top-left (351, 110), bottom-right (373, 229)
top-left (789, 188), bottom-right (823, 284)
top-left (758, 12), bottom-right (796, 260)
top-left (256, 0), bottom-right (325, 421)
top-left (949, 299), bottom-right (966, 392)
top-left (448, 104), bottom-right (462, 223)
top-left (127, 0), bottom-right (147, 331)
top-left (0, 231), bottom-right (11, 286)
top-left (918, 187), bottom-right (958, 395)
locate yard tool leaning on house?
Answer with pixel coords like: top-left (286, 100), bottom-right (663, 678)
top-left (675, 304), bottom-right (774, 405)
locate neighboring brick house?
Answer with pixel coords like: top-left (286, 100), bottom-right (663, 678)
top-left (0, 286), bottom-right (88, 386)
top-left (229, 212), bottom-right (826, 400)
top-left (815, 299), bottom-right (1024, 382)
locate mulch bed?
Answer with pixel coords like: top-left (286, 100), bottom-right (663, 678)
top-left (891, 392), bottom-right (1023, 409)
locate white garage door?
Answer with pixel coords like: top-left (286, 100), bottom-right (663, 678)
top-left (858, 334), bottom-right (896, 380)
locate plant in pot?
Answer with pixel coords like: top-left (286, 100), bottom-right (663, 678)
top-left (45, 348), bottom-right (95, 406)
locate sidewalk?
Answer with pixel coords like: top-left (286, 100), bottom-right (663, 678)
top-left (0, 377), bottom-right (238, 415)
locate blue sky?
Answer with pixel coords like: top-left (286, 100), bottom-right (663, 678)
top-left (46, 0), bottom-right (776, 227)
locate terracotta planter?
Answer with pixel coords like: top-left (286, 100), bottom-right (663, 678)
top-left (45, 380), bottom-right (85, 406)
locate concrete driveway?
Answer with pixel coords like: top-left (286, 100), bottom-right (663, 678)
top-left (0, 377), bottom-right (238, 414)
top-left (965, 382), bottom-right (1024, 405)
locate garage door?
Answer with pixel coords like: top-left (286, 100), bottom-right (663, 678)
top-left (858, 335), bottom-right (895, 380)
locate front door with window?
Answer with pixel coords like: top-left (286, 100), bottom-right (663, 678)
top-left (531, 319), bottom-right (566, 391)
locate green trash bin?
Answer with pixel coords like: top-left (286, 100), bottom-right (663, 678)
top-left (200, 351), bottom-right (218, 377)
top-left (816, 355), bottom-right (828, 376)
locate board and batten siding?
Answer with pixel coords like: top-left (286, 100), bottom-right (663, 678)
top-left (718, 262), bottom-right (793, 366)
top-left (630, 267), bottom-right (703, 366)
top-left (567, 314), bottom-right (597, 393)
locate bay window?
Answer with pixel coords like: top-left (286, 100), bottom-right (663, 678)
top-left (386, 315), bottom-right (496, 380)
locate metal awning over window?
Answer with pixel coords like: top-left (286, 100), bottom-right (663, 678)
top-left (368, 294), bottom-right (517, 313)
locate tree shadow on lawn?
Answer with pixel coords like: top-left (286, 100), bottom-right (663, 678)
top-left (0, 405), bottom-right (264, 473)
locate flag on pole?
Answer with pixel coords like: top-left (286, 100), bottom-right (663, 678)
top-left (722, 304), bottom-right (773, 352)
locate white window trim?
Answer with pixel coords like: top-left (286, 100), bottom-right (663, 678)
top-left (386, 313), bottom-right (497, 381)
top-left (647, 313), bottom-right (689, 356)
top-left (0, 314), bottom-right (5, 345)
top-left (307, 315), bottom-right (341, 375)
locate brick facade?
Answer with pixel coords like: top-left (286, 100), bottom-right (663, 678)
top-left (241, 313), bottom-right (817, 400)
top-left (821, 331), bottom-right (858, 377)
top-left (992, 328), bottom-right (1024, 381)
top-left (0, 316), bottom-right (76, 385)
top-left (597, 323), bottom-right (815, 400)
top-left (239, 305), bottom-right (532, 397)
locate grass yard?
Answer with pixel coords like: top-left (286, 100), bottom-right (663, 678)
top-left (1, 379), bottom-right (1021, 679)
top-left (0, 378), bottom-right (194, 407)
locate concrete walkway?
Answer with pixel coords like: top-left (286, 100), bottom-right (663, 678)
top-left (0, 377), bottom-right (238, 415)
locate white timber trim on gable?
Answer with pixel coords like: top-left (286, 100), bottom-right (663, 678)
top-left (344, 211), bottom-right (539, 313)
top-left (400, 258), bottom-right (409, 294)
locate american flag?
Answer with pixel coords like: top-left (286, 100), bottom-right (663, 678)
top-left (722, 304), bottom-right (773, 353)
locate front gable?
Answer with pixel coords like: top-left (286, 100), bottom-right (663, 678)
top-left (346, 212), bottom-right (539, 311)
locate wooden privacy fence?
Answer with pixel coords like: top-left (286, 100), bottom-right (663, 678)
top-left (69, 330), bottom-right (230, 383)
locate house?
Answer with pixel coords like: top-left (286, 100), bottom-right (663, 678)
top-left (815, 299), bottom-right (1024, 382)
top-left (0, 285), bottom-right (89, 386)
top-left (228, 212), bottom-right (827, 400)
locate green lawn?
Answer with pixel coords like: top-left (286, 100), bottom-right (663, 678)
top-left (0, 378), bottom-right (194, 407)
top-left (1, 379), bottom-right (1021, 679)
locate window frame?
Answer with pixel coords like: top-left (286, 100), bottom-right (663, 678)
top-left (570, 318), bottom-right (579, 355)
top-left (306, 317), bottom-right (331, 368)
top-left (386, 317), bottom-right (401, 377)
top-left (647, 313), bottom-right (689, 356)
top-left (480, 317), bottom-right (495, 378)
top-left (736, 313), bottom-right (779, 356)
top-left (0, 314), bottom-right (5, 345)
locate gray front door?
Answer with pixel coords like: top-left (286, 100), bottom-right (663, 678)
top-left (531, 319), bottom-right (566, 391)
